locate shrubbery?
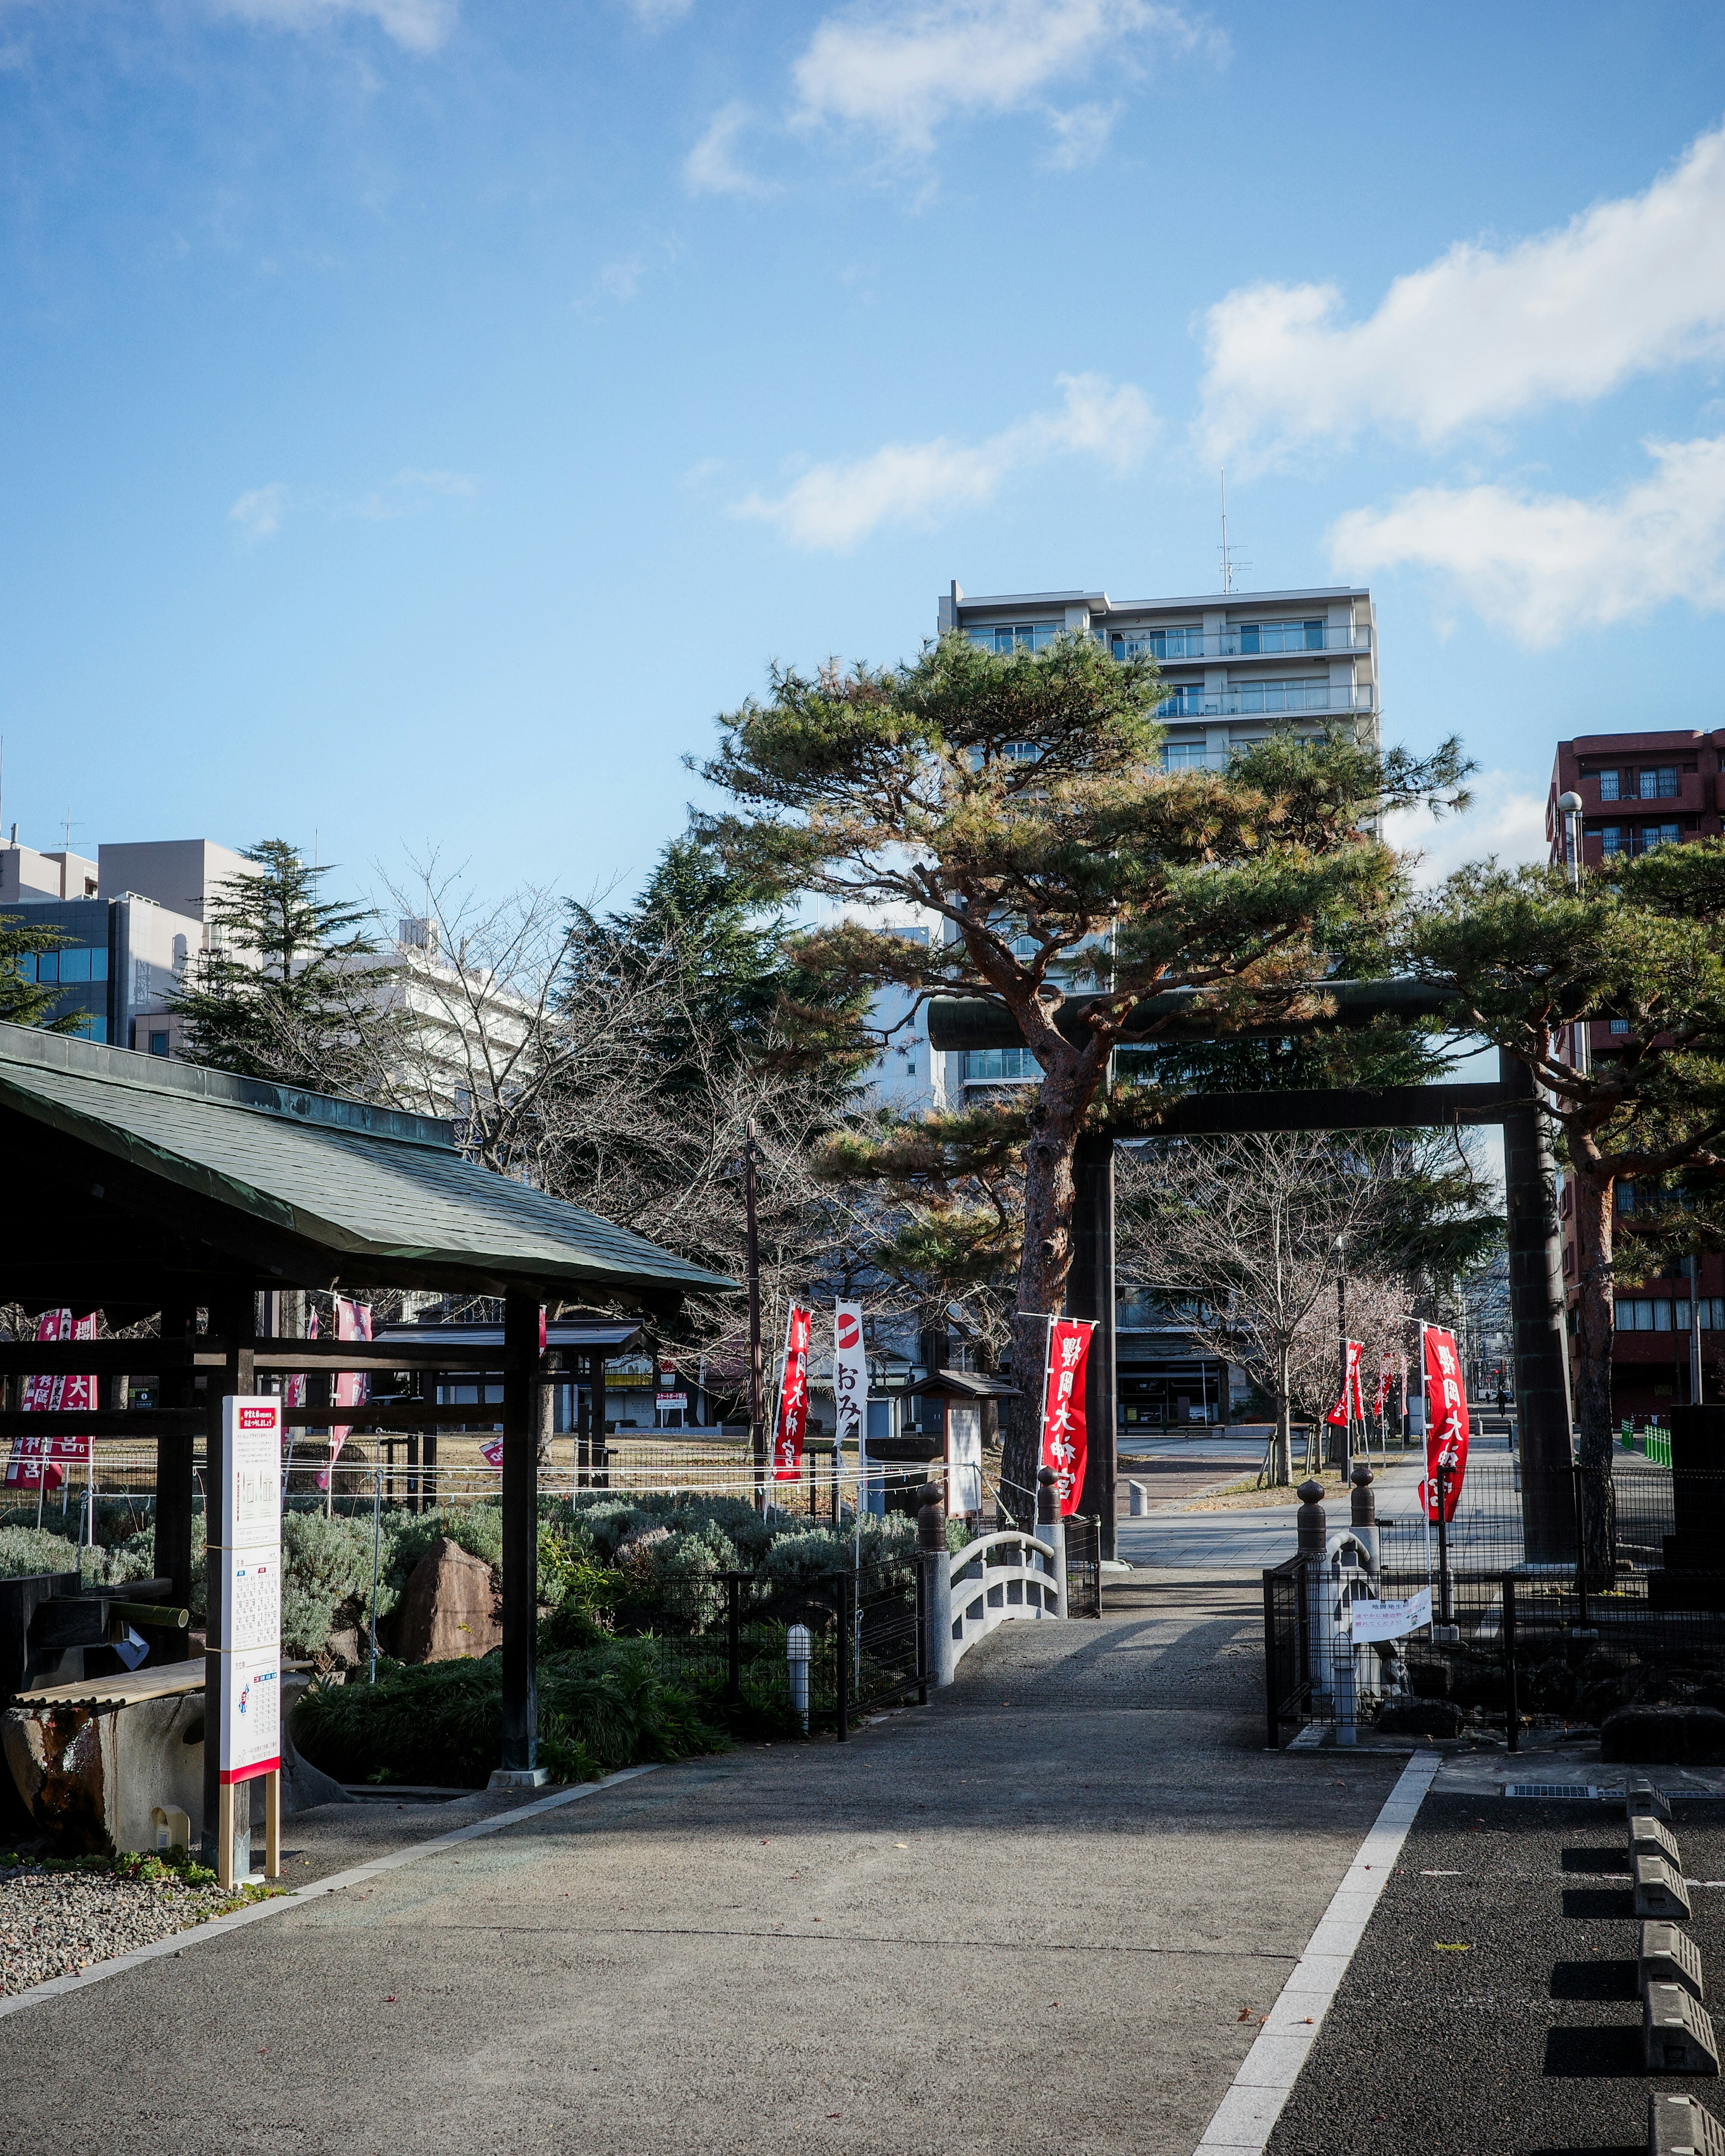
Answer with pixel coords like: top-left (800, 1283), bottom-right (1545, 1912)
top-left (291, 1640), bottom-right (735, 1788)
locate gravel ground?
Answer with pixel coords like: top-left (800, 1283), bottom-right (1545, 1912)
top-left (0, 1861), bottom-right (261, 1995)
top-left (1268, 1791), bottom-right (1725, 2156)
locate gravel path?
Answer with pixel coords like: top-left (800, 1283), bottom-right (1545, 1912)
top-left (0, 1861), bottom-right (257, 1995)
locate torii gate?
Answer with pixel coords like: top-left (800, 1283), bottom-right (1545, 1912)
top-left (927, 982), bottom-right (1574, 1564)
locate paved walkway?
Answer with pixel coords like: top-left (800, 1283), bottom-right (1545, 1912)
top-left (5, 1578), bottom-right (1406, 2156)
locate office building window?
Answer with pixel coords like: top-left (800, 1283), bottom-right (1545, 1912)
top-left (1233, 677), bottom-right (1330, 714)
top-left (1235, 619), bottom-right (1324, 654)
top-left (964, 1049), bottom-right (1039, 1082)
top-left (1112, 626), bottom-right (1203, 661)
top-left (1154, 684), bottom-right (1206, 716)
top-left (969, 623), bottom-right (1061, 654)
top-left (1645, 822), bottom-right (1681, 851)
top-left (1640, 767), bottom-right (1679, 799)
top-left (1610, 1018), bottom-right (1631, 1034)
top-left (1598, 770), bottom-right (1620, 800)
top-left (1163, 742), bottom-right (1211, 770)
top-left (149, 1030), bottom-right (170, 1057)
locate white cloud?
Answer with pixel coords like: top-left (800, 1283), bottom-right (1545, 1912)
top-left (734, 371), bottom-right (1155, 550)
top-left (229, 482), bottom-right (292, 544)
top-left (206, 0), bottom-right (456, 53)
top-left (341, 468), bottom-right (477, 521)
top-left (684, 102), bottom-right (776, 199)
top-left (1042, 100), bottom-right (1119, 170)
top-left (228, 468), bottom-right (475, 542)
top-left (1384, 770), bottom-right (1550, 892)
top-left (790, 0), bottom-right (1211, 156)
top-left (1329, 436), bottom-right (1725, 648)
top-left (1200, 118), bottom-right (1725, 465)
top-left (627, 0), bottom-right (694, 22)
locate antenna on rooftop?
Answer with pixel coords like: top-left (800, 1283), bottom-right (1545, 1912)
top-left (1219, 468), bottom-right (1250, 594)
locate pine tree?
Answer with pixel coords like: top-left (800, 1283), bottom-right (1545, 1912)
top-left (696, 632), bottom-right (1468, 1514)
top-left (0, 915), bottom-right (80, 1032)
top-left (170, 839), bottom-right (389, 1090)
top-left (1409, 843), bottom-right (1725, 1567)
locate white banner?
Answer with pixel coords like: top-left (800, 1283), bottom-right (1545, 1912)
top-left (832, 1301), bottom-right (866, 1484)
top-left (1349, 1587), bottom-right (1433, 1643)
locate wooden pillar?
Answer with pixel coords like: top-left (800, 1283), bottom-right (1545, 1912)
top-left (1070, 1133), bottom-right (1118, 1560)
top-left (202, 1285), bottom-right (257, 1867)
top-left (154, 1298), bottom-right (199, 1661)
top-left (1501, 1051), bottom-right (1574, 1564)
top-left (497, 1291), bottom-right (541, 1783)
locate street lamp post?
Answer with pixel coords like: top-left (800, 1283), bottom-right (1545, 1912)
top-left (1557, 789), bottom-right (1591, 1077)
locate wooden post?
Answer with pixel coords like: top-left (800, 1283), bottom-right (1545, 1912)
top-left (217, 1781), bottom-right (236, 1892)
top-left (264, 1767), bottom-right (280, 1880)
top-left (495, 1290), bottom-right (543, 1785)
top-left (1070, 1133), bottom-right (1119, 1560)
top-left (202, 1286), bottom-right (257, 1869)
top-left (1501, 1050), bottom-right (1574, 1563)
top-left (153, 1298), bottom-right (199, 1664)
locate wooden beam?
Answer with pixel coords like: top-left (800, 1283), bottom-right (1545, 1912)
top-left (279, 1402), bottom-right (508, 1431)
top-left (0, 1409), bottom-right (204, 1439)
top-left (1108, 1081), bottom-right (1513, 1139)
top-left (0, 1339), bottom-right (578, 1377)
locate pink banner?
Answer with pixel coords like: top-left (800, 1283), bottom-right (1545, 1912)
top-left (5, 1310), bottom-right (97, 1490)
top-left (319, 1298), bottom-right (370, 1491)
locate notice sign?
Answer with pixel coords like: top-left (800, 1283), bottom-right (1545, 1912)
top-left (219, 1648), bottom-right (281, 1784)
top-left (222, 1547), bottom-right (282, 1656)
top-left (220, 1398), bottom-right (283, 1549)
top-left (1349, 1588), bottom-right (1433, 1644)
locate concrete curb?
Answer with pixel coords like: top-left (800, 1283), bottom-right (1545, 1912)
top-left (1193, 1748), bottom-right (1441, 2153)
top-left (0, 1763), bottom-right (661, 2021)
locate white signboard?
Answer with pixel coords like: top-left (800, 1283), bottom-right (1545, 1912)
top-left (222, 1546), bottom-right (282, 1656)
top-left (220, 1398), bottom-right (283, 1550)
top-left (947, 1402), bottom-right (982, 1516)
top-left (655, 1392), bottom-right (688, 1410)
top-left (1350, 1588), bottom-right (1433, 1644)
top-left (220, 1648), bottom-right (282, 1779)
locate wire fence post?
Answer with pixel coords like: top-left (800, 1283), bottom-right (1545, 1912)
top-left (369, 1464), bottom-right (382, 1684)
top-left (835, 1571), bottom-right (850, 1741)
top-left (725, 1574), bottom-right (741, 1704)
top-left (1502, 1572), bottom-right (1519, 1754)
top-left (1572, 1465), bottom-right (1592, 1630)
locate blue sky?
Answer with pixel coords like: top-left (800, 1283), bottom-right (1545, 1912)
top-left (4, 0), bottom-right (1725, 910)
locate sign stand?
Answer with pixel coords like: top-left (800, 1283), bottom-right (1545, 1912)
top-left (209, 1395), bottom-right (285, 1891)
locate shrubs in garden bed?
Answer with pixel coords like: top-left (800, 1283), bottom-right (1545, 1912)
top-left (290, 1640), bottom-right (739, 1788)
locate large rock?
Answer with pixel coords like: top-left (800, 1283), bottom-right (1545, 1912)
top-left (1602, 1704), bottom-right (1725, 1764)
top-left (1376, 1697), bottom-right (1464, 1738)
top-left (394, 1538), bottom-right (502, 1664)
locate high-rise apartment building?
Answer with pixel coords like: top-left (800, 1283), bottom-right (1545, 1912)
top-left (1548, 728), bottom-right (1725, 1417)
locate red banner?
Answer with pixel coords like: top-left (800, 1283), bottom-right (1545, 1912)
top-left (1039, 1317), bottom-right (1093, 1516)
top-left (1326, 1339), bottom-right (1366, 1427)
top-left (321, 1297), bottom-right (371, 1490)
top-left (772, 1306), bottom-right (814, 1481)
top-left (1420, 1324), bottom-right (1471, 1522)
top-left (5, 1310), bottom-right (97, 1489)
top-left (1371, 1352), bottom-right (1398, 1418)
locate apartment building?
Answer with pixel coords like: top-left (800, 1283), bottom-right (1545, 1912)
top-left (1548, 729), bottom-right (1725, 1416)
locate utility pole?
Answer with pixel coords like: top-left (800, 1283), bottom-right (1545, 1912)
top-left (744, 1118), bottom-right (765, 1515)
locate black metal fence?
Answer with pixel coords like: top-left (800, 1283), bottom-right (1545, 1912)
top-left (1063, 1515), bottom-right (1103, 1620)
top-left (1261, 1455), bottom-right (1725, 1748)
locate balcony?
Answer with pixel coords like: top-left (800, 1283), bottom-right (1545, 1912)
top-left (1110, 625), bottom-right (1370, 662)
top-left (1154, 683), bottom-right (1376, 720)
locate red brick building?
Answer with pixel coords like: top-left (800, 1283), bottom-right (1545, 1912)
top-left (1548, 729), bottom-right (1725, 1416)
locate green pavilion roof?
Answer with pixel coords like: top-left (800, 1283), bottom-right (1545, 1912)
top-left (0, 1022), bottom-right (734, 1308)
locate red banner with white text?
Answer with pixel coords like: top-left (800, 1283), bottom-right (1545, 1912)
top-left (1420, 1324), bottom-right (1471, 1522)
top-left (772, 1306), bottom-right (814, 1481)
top-left (5, 1310), bottom-right (97, 1490)
top-left (1326, 1339), bottom-right (1366, 1427)
top-left (1039, 1317), bottom-right (1094, 1517)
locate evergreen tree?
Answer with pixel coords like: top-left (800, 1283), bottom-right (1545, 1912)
top-left (0, 915), bottom-right (79, 1032)
top-left (696, 632), bottom-right (1468, 1515)
top-left (1409, 843), bottom-right (1725, 1560)
top-left (170, 839), bottom-right (389, 1090)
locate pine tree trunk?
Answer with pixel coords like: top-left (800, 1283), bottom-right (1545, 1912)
top-left (1571, 1161), bottom-right (1618, 1582)
top-left (1000, 1078), bottom-right (1085, 1524)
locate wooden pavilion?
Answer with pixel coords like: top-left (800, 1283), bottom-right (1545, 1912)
top-left (0, 1021), bottom-right (732, 1793)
